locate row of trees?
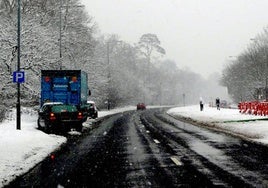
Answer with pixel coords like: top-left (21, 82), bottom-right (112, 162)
top-left (0, 0), bottom-right (225, 114)
top-left (0, 0), bottom-right (96, 107)
top-left (221, 28), bottom-right (268, 103)
top-left (80, 33), bottom-right (219, 109)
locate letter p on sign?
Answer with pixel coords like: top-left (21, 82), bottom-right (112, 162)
top-left (13, 71), bottom-right (25, 83)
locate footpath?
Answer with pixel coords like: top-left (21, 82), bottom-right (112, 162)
top-left (167, 105), bottom-right (268, 145)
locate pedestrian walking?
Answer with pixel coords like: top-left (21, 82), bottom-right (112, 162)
top-left (216, 97), bottom-right (220, 110)
top-left (200, 97), bottom-right (204, 111)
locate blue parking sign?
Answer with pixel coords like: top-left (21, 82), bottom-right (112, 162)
top-left (13, 71), bottom-right (25, 83)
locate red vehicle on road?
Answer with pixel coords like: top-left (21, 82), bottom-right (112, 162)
top-left (137, 103), bottom-right (146, 110)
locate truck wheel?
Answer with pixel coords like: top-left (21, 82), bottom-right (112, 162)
top-left (64, 125), bottom-right (71, 133)
top-left (44, 123), bottom-right (51, 134)
top-left (93, 112), bottom-right (98, 119)
top-left (76, 123), bottom-right (83, 132)
top-left (37, 118), bottom-right (41, 130)
top-left (95, 112), bottom-right (98, 118)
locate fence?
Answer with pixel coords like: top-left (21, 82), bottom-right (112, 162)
top-left (238, 101), bottom-right (268, 116)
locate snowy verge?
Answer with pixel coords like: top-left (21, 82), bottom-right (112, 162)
top-left (0, 106), bottom-right (138, 187)
top-left (0, 108), bottom-right (66, 187)
top-left (167, 105), bottom-right (268, 145)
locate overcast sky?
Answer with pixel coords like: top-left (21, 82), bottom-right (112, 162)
top-left (80, 0), bottom-right (268, 78)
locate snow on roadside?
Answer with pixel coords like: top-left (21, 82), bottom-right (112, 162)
top-left (0, 108), bottom-right (66, 187)
top-left (0, 106), bottom-right (136, 187)
top-left (167, 105), bottom-right (268, 145)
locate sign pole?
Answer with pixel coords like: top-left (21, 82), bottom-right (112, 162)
top-left (17, 0), bottom-right (21, 130)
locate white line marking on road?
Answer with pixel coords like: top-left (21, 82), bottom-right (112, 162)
top-left (153, 139), bottom-right (160, 144)
top-left (170, 157), bottom-right (182, 166)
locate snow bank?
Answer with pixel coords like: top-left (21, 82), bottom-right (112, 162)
top-left (0, 108), bottom-right (66, 187)
top-left (167, 105), bottom-right (268, 145)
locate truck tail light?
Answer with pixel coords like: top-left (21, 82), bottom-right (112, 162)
top-left (72, 76), bottom-right (77, 82)
top-left (44, 76), bottom-right (50, 82)
top-left (77, 112), bottom-right (83, 120)
top-left (49, 113), bottom-right (56, 121)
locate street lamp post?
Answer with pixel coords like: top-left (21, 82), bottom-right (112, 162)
top-left (265, 65), bottom-right (268, 101)
top-left (261, 47), bottom-right (267, 101)
top-left (16, 0), bottom-right (21, 130)
top-left (182, 93), bottom-right (185, 106)
top-left (59, 1), bottom-right (84, 70)
top-left (107, 42), bottom-right (110, 110)
top-left (250, 38), bottom-right (268, 101)
top-left (106, 40), bottom-right (122, 110)
top-left (264, 49), bottom-right (268, 101)
top-left (59, 0), bottom-right (62, 70)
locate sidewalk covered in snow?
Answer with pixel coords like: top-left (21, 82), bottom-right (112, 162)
top-left (167, 105), bottom-right (268, 145)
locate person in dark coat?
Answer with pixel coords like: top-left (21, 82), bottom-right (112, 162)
top-left (200, 97), bottom-right (204, 111)
top-left (216, 97), bottom-right (220, 110)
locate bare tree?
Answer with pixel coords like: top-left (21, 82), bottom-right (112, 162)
top-left (138, 33), bottom-right (165, 64)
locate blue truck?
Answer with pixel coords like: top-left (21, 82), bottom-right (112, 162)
top-left (40, 70), bottom-right (90, 121)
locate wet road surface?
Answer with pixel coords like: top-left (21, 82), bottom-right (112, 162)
top-left (6, 108), bottom-right (268, 187)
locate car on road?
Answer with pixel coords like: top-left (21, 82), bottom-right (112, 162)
top-left (220, 100), bottom-right (229, 108)
top-left (85, 101), bottom-right (98, 119)
top-left (37, 102), bottom-right (84, 133)
top-left (137, 103), bottom-right (146, 110)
